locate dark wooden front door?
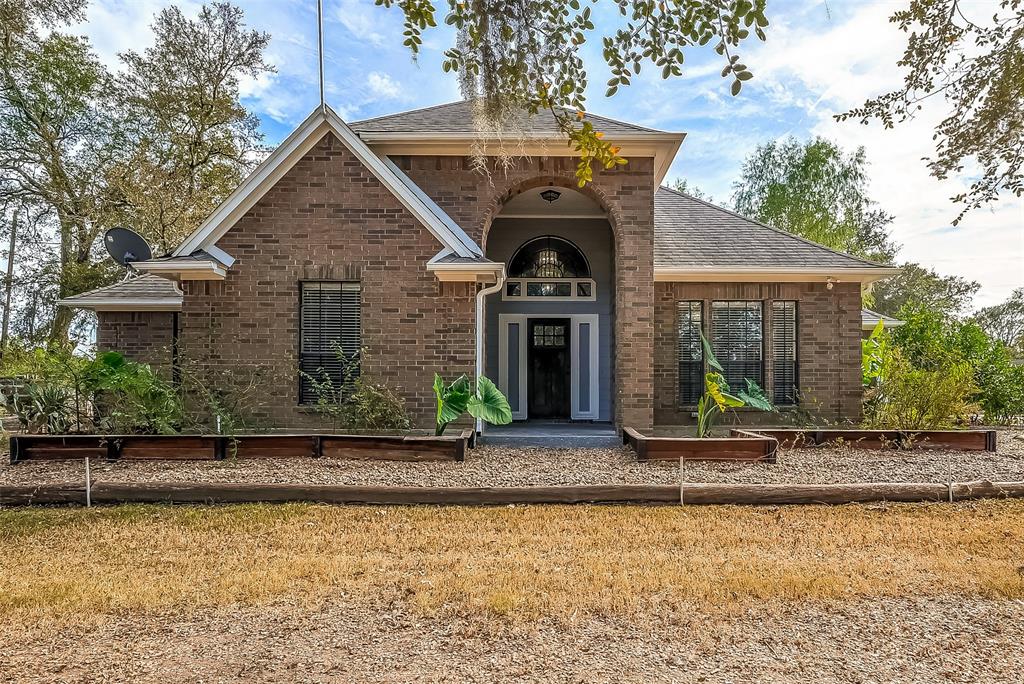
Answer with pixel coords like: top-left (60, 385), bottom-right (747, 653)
top-left (528, 319), bottom-right (571, 419)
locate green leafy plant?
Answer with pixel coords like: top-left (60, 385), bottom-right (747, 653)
top-left (85, 351), bottom-right (183, 434)
top-left (6, 382), bottom-right (77, 434)
top-left (433, 373), bottom-right (512, 436)
top-left (695, 332), bottom-right (773, 437)
top-left (862, 319), bottom-right (889, 387)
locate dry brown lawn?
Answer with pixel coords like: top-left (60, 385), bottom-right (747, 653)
top-left (2, 501), bottom-right (1023, 628)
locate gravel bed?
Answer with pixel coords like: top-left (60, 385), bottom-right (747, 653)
top-left (2, 431), bottom-right (1022, 488)
top-left (4, 596), bottom-right (1023, 683)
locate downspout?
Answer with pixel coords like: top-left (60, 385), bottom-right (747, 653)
top-left (475, 266), bottom-right (506, 436)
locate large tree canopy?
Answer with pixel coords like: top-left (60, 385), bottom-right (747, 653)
top-left (838, 0), bottom-right (1024, 224)
top-left (0, 1), bottom-right (272, 346)
top-left (378, 0), bottom-right (769, 184)
top-left (871, 262), bottom-right (980, 320)
top-left (974, 287), bottom-right (1024, 357)
top-left (731, 137), bottom-right (899, 264)
top-left (114, 3), bottom-right (272, 253)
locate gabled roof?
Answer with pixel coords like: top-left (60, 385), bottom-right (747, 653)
top-left (172, 105), bottom-right (482, 262)
top-left (350, 100), bottom-right (665, 135)
top-left (57, 275), bottom-right (182, 311)
top-left (861, 308), bottom-right (905, 330)
top-left (654, 186), bottom-right (900, 282)
top-left (351, 100), bottom-right (685, 185)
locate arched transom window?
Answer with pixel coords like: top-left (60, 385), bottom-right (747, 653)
top-left (504, 236), bottom-right (596, 300)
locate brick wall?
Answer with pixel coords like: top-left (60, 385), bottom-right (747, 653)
top-left (177, 133), bottom-right (477, 430)
top-left (96, 311), bottom-right (175, 379)
top-left (399, 155), bottom-right (656, 429)
top-left (654, 281), bottom-right (862, 426)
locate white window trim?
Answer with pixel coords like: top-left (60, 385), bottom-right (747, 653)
top-left (501, 278), bottom-right (597, 302)
top-left (497, 313), bottom-right (600, 421)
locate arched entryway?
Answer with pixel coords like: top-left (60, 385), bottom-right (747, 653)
top-left (483, 185), bottom-right (615, 423)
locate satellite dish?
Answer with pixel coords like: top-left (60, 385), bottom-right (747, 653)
top-left (104, 227), bottom-right (152, 267)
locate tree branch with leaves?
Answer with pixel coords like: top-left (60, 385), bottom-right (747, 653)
top-left (377, 0), bottom-right (769, 185)
top-left (837, 0), bottom-right (1024, 224)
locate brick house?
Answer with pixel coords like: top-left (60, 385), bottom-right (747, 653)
top-left (60, 101), bottom-right (897, 432)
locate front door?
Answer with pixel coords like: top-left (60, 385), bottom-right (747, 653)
top-left (528, 319), bottom-right (571, 419)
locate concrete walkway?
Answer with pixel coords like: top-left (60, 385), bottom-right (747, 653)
top-left (481, 422), bottom-right (621, 448)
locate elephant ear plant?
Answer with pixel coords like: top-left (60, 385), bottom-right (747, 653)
top-left (433, 374), bottom-right (513, 436)
top-left (696, 332), bottom-right (774, 437)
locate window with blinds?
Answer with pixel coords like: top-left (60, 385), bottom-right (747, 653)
top-left (711, 301), bottom-right (763, 390)
top-left (299, 282), bottom-right (361, 404)
top-left (677, 301), bottom-right (703, 405)
top-left (772, 301), bottom-right (798, 405)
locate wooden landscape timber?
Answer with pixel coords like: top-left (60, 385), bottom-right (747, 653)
top-left (734, 428), bottom-right (998, 452)
top-left (3, 480), bottom-right (1023, 508)
top-left (8, 430), bottom-right (473, 464)
top-left (623, 427), bottom-right (778, 462)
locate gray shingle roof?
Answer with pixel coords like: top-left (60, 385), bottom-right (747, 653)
top-left (59, 274), bottom-right (181, 305)
top-left (430, 253), bottom-right (499, 265)
top-left (350, 100), bottom-right (665, 135)
top-left (654, 186), bottom-right (888, 270)
top-left (140, 250), bottom-right (221, 265)
top-left (862, 308), bottom-right (905, 329)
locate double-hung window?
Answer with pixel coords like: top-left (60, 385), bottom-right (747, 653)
top-left (711, 301), bottom-right (764, 391)
top-left (299, 282), bottom-right (361, 404)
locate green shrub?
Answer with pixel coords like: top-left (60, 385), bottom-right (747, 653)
top-left (890, 306), bottom-right (1024, 424)
top-left (86, 352), bottom-right (183, 434)
top-left (864, 349), bottom-right (978, 429)
top-left (303, 349), bottom-right (411, 432)
top-left (1, 348), bottom-right (181, 435)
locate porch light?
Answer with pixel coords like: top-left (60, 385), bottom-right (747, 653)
top-left (540, 188), bottom-right (561, 203)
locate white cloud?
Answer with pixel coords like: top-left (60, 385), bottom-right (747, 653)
top-left (333, 0), bottom-right (386, 47)
top-left (366, 71), bottom-right (401, 99)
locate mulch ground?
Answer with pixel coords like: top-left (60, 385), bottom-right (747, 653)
top-left (1, 430), bottom-right (1022, 488)
top-left (3, 596), bottom-right (1022, 683)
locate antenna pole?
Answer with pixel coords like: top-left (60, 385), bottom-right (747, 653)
top-left (317, 0), bottom-right (325, 111)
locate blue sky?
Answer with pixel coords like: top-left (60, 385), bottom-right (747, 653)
top-left (83, 0), bottom-right (1022, 308)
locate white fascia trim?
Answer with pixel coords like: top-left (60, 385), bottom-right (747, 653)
top-left (57, 298), bottom-right (183, 312)
top-left (173, 106), bottom-right (482, 260)
top-left (134, 261), bottom-right (227, 280)
top-left (862, 319), bottom-right (905, 330)
top-left (427, 255), bottom-right (505, 282)
top-left (654, 267), bottom-right (902, 284)
top-left (205, 244), bottom-right (236, 268)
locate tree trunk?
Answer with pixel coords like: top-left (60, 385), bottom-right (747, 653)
top-left (0, 208), bottom-right (17, 360)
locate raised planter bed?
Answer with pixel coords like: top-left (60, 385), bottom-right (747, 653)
top-left (734, 428), bottom-right (998, 452)
top-left (8, 430), bottom-right (473, 464)
top-left (624, 427), bottom-right (778, 463)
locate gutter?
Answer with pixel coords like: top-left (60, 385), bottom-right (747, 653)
top-left (654, 266), bottom-right (902, 284)
top-left (475, 266), bottom-right (507, 437)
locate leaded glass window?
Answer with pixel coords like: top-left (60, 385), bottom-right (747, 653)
top-left (508, 236), bottom-right (590, 279)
